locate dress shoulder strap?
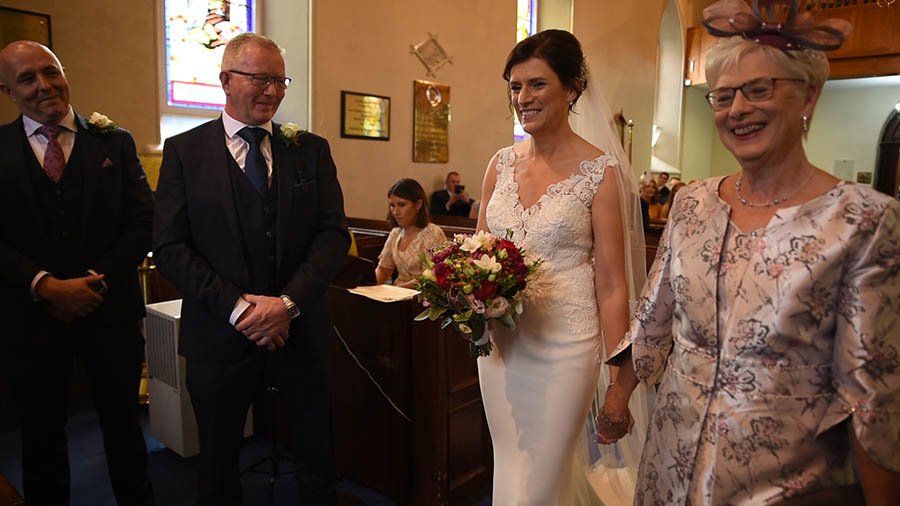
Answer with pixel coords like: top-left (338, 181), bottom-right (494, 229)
top-left (575, 154), bottom-right (616, 207)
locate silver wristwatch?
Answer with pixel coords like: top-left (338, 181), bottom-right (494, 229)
top-left (280, 295), bottom-right (301, 319)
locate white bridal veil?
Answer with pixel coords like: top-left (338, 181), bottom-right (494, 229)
top-left (569, 65), bottom-right (653, 506)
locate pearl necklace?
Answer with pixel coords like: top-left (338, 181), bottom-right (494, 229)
top-left (734, 170), bottom-right (815, 208)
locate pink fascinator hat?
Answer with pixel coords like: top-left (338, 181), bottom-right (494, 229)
top-left (703, 0), bottom-right (852, 51)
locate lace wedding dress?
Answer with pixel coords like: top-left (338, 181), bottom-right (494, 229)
top-left (479, 145), bottom-right (628, 505)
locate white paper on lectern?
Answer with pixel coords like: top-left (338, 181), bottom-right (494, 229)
top-left (348, 285), bottom-right (420, 303)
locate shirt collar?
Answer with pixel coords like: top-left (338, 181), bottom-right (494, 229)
top-left (222, 110), bottom-right (273, 139)
top-left (23, 107), bottom-right (77, 137)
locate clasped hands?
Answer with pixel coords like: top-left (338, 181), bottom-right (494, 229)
top-left (36, 274), bottom-right (106, 323)
top-left (235, 294), bottom-right (291, 351)
top-left (596, 382), bottom-right (634, 444)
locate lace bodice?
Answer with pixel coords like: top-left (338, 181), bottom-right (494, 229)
top-left (485, 146), bottom-right (617, 333)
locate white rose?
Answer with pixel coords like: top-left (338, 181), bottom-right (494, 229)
top-left (281, 122), bottom-right (301, 138)
top-left (421, 269), bottom-right (436, 282)
top-left (89, 112), bottom-right (113, 128)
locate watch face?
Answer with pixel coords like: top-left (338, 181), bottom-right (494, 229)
top-left (282, 296), bottom-right (300, 319)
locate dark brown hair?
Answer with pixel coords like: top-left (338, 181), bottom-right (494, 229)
top-left (502, 29), bottom-right (588, 111)
top-left (387, 178), bottom-right (429, 228)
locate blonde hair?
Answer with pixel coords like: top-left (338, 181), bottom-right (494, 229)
top-left (220, 33), bottom-right (283, 70)
top-left (705, 36), bottom-right (829, 90)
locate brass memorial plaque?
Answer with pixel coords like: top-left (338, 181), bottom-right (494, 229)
top-left (341, 91), bottom-right (390, 140)
top-left (413, 80), bottom-right (450, 163)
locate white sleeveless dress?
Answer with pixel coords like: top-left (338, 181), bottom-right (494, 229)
top-left (479, 146), bottom-right (617, 505)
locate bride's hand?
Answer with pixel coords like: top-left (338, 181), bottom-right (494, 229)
top-left (595, 383), bottom-right (633, 444)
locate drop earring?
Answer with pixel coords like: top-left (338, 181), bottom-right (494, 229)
top-left (802, 115), bottom-right (809, 132)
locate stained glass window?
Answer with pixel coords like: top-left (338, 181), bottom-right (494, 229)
top-left (164, 0), bottom-right (254, 110)
top-left (514, 0), bottom-right (536, 141)
top-left (516, 0), bottom-right (537, 42)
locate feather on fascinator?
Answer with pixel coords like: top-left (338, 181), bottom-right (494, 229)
top-left (703, 0), bottom-right (852, 51)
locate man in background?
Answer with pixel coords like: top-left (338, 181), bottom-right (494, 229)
top-left (430, 170), bottom-right (473, 217)
top-left (0, 40), bottom-right (154, 506)
top-left (655, 171), bottom-right (670, 205)
top-left (153, 33), bottom-right (349, 506)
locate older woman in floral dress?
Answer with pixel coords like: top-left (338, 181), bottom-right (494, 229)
top-left (599, 1), bottom-right (900, 504)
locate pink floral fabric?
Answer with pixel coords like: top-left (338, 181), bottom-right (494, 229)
top-left (610, 177), bottom-right (900, 504)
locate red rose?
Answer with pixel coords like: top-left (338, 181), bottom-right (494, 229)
top-left (474, 281), bottom-right (497, 301)
top-left (434, 262), bottom-right (451, 289)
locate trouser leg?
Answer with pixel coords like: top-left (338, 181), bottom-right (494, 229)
top-left (271, 344), bottom-right (336, 506)
top-left (9, 328), bottom-right (74, 506)
top-left (79, 321), bottom-right (153, 506)
top-left (187, 352), bottom-right (262, 506)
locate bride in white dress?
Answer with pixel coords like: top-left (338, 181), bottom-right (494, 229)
top-left (475, 30), bottom-right (651, 505)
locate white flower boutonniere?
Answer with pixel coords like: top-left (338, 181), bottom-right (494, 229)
top-left (278, 122), bottom-right (306, 147)
top-left (87, 112), bottom-right (117, 134)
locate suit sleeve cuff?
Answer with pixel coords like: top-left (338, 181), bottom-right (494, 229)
top-left (31, 271), bottom-right (51, 301)
top-left (229, 297), bottom-right (252, 326)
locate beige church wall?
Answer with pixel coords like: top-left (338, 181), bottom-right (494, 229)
top-left (0, 0), bottom-right (160, 151)
top-left (573, 0), bottom-right (669, 179)
top-left (679, 86), bottom-right (716, 182)
top-left (311, 0), bottom-right (515, 220)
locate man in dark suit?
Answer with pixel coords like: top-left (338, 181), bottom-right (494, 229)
top-left (0, 41), bottom-right (154, 506)
top-left (430, 170), bottom-right (473, 217)
top-left (153, 33), bottom-right (350, 506)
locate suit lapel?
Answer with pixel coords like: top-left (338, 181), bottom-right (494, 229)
top-left (75, 114), bottom-right (108, 236)
top-left (205, 119), bottom-right (248, 270)
top-left (271, 124), bottom-right (297, 280)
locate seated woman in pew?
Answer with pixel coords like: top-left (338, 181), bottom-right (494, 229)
top-left (375, 178), bottom-right (447, 288)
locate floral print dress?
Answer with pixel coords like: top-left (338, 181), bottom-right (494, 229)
top-left (377, 222), bottom-right (446, 285)
top-left (609, 177), bottom-right (900, 505)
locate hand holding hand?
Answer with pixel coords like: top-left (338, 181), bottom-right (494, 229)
top-left (596, 383), bottom-right (634, 444)
top-left (234, 294), bottom-right (290, 350)
top-left (37, 274), bottom-right (105, 323)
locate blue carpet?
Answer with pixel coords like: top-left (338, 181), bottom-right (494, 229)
top-left (0, 407), bottom-right (491, 505)
top-left (0, 408), bottom-right (395, 505)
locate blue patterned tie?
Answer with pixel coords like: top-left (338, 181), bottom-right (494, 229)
top-left (236, 127), bottom-right (269, 194)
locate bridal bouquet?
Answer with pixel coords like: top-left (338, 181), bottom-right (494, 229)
top-left (414, 230), bottom-right (541, 357)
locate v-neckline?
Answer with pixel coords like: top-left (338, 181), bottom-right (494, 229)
top-left (396, 226), bottom-right (422, 253)
top-left (510, 150), bottom-right (600, 213)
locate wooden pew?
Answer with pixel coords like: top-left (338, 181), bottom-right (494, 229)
top-left (328, 286), bottom-right (492, 505)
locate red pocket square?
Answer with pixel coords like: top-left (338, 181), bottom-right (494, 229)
top-left (102, 158), bottom-right (113, 168)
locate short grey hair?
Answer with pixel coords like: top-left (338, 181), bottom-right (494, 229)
top-left (220, 33), bottom-right (283, 70)
top-left (705, 36), bottom-right (830, 90)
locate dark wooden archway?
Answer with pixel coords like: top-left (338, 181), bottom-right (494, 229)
top-left (874, 110), bottom-right (900, 199)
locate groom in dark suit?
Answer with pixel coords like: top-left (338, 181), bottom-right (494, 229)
top-left (153, 33), bottom-right (350, 506)
top-left (0, 41), bottom-right (154, 506)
